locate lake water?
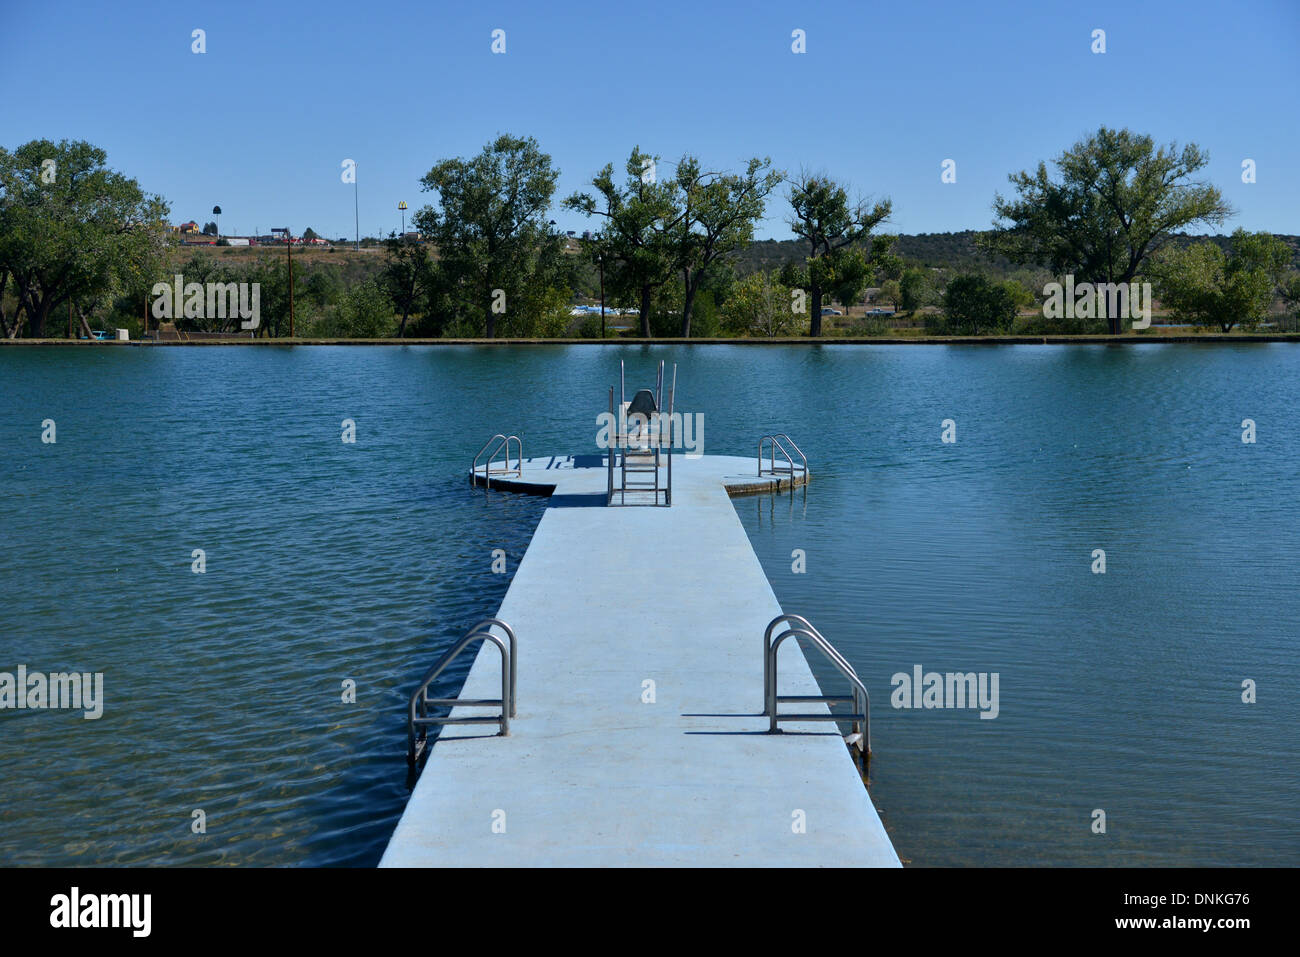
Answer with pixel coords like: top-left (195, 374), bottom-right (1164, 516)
top-left (1, 343), bottom-right (1296, 866)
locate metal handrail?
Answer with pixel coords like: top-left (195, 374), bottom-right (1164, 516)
top-left (609, 359), bottom-right (674, 507)
top-left (407, 618), bottom-right (516, 765)
top-left (763, 614), bottom-right (859, 705)
top-left (666, 364), bottom-right (675, 506)
top-left (772, 433), bottom-right (807, 472)
top-left (471, 433), bottom-right (523, 488)
top-left (758, 433), bottom-right (808, 478)
top-left (606, 386), bottom-right (615, 505)
top-left (764, 618), bottom-right (870, 755)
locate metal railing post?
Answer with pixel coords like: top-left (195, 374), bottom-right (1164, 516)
top-left (764, 615), bottom-right (870, 756)
top-left (407, 618), bottom-right (516, 765)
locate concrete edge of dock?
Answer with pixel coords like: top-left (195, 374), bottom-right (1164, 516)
top-left (468, 457), bottom-right (810, 497)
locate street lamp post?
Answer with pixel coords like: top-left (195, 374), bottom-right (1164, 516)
top-left (282, 226), bottom-right (295, 339)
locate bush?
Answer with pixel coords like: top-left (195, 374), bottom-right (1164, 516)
top-left (899, 268), bottom-right (933, 311)
top-left (336, 279), bottom-right (395, 337)
top-left (720, 270), bottom-right (806, 337)
top-left (940, 273), bottom-right (1017, 335)
top-left (1015, 311), bottom-right (1106, 335)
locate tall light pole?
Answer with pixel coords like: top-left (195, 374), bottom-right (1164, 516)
top-left (354, 163), bottom-right (360, 251)
top-left (212, 205), bottom-right (222, 239)
top-left (398, 200), bottom-right (408, 238)
top-left (287, 225), bottom-right (295, 338)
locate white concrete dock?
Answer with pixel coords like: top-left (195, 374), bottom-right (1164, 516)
top-left (380, 454), bottom-right (899, 867)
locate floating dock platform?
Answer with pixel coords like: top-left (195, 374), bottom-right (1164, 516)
top-left (380, 453), bottom-right (899, 867)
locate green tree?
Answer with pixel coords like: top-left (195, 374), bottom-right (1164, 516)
top-left (875, 249), bottom-right (905, 283)
top-left (413, 134), bottom-right (561, 338)
top-left (381, 233), bottom-right (433, 337)
top-left (941, 273), bottom-right (1017, 335)
top-left (899, 268), bottom-right (932, 312)
top-left (303, 227), bottom-right (319, 241)
top-left (877, 279), bottom-right (901, 312)
top-left (0, 139), bottom-right (169, 338)
top-left (1000, 278), bottom-right (1036, 314)
top-left (337, 278), bottom-right (394, 338)
top-left (303, 263), bottom-right (344, 310)
top-left (1151, 229), bottom-right (1291, 332)
top-left (564, 147), bottom-right (678, 337)
top-left (786, 171), bottom-right (892, 336)
top-left (1281, 273), bottom-right (1300, 332)
top-left (670, 156), bottom-right (783, 337)
top-left (247, 257), bottom-right (291, 338)
top-left (202, 221), bottom-right (217, 236)
top-left (720, 269), bottom-right (805, 337)
top-left (981, 126), bottom-right (1232, 332)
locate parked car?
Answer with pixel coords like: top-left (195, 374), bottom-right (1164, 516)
top-left (865, 308), bottom-right (895, 316)
top-left (820, 307), bottom-right (842, 316)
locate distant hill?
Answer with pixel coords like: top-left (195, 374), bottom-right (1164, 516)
top-left (734, 231), bottom-right (1300, 280)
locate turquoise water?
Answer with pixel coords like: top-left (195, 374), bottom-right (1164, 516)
top-left (1, 344), bottom-right (1296, 866)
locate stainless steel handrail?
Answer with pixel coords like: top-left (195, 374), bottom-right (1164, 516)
top-left (772, 433), bottom-right (807, 472)
top-left (763, 614), bottom-right (858, 705)
top-left (764, 617), bottom-right (869, 755)
top-left (666, 364), bottom-right (675, 506)
top-left (758, 433), bottom-right (808, 478)
top-left (471, 433), bottom-right (523, 488)
top-left (606, 386), bottom-right (615, 505)
top-left (407, 618), bottom-right (516, 765)
top-left (609, 359), bottom-right (674, 507)
top-left (759, 613), bottom-right (852, 712)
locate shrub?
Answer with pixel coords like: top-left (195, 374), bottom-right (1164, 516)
top-left (940, 273), bottom-right (1017, 335)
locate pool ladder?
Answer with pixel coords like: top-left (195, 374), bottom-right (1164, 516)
top-left (764, 614), bottom-right (869, 757)
top-left (606, 360), bottom-right (674, 506)
top-left (407, 618), bottom-right (516, 765)
top-left (758, 433), bottom-right (808, 479)
top-left (471, 433), bottom-right (523, 488)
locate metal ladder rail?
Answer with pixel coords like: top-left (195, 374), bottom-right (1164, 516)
top-left (617, 359), bottom-right (668, 505)
top-left (758, 434), bottom-right (793, 476)
top-left (665, 363), bottom-right (675, 506)
top-left (764, 619), bottom-right (870, 754)
top-left (606, 386), bottom-right (616, 505)
top-left (618, 359), bottom-right (629, 503)
top-left (771, 433), bottom-right (808, 474)
top-left (471, 433), bottom-right (523, 488)
top-left (407, 618), bottom-right (517, 765)
top-left (758, 434), bottom-right (808, 478)
top-left (767, 627), bottom-right (870, 754)
top-left (763, 614), bottom-right (861, 714)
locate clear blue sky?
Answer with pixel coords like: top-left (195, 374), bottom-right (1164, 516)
top-left (3, 0), bottom-right (1296, 240)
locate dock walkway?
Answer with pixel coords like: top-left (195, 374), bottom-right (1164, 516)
top-left (380, 454), bottom-right (899, 867)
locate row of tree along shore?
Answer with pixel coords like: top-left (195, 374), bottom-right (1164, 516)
top-left (2, 129), bottom-right (1298, 341)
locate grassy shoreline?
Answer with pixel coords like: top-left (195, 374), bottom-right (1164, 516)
top-left (6, 333), bottom-right (1300, 347)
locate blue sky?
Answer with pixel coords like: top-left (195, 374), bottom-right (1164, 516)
top-left (3, 0), bottom-right (1297, 240)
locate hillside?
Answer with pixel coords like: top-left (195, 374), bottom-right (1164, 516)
top-left (733, 231), bottom-right (1300, 280)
